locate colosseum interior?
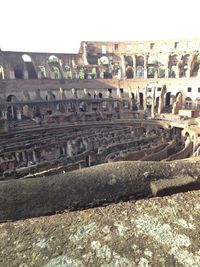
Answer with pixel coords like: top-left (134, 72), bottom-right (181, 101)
top-left (1, 39), bottom-right (200, 266)
top-left (1, 39), bottom-right (200, 177)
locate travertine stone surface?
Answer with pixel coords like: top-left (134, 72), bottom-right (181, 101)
top-left (0, 189), bottom-right (199, 267)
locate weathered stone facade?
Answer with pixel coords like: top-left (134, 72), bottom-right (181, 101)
top-left (0, 39), bottom-right (200, 123)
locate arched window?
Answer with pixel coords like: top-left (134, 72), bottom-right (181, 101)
top-left (22, 54), bottom-right (37, 79)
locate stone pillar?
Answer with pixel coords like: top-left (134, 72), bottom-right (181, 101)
top-left (198, 68), bottom-right (200, 78)
top-left (11, 106), bottom-right (15, 119)
top-left (82, 42), bottom-right (89, 65)
top-left (136, 86), bottom-right (140, 104)
top-left (144, 86), bottom-right (147, 112)
top-left (15, 152), bottom-right (20, 163)
top-left (117, 84), bottom-right (122, 98)
top-left (87, 103), bottom-right (93, 112)
top-left (144, 55), bottom-right (148, 78)
top-left (17, 109), bottom-right (22, 120)
top-left (151, 87), bottom-right (156, 118)
top-left (71, 88), bottom-right (77, 99)
top-left (108, 101), bottom-right (113, 112)
top-left (67, 141), bottom-right (73, 157)
top-left (60, 88), bottom-right (66, 100)
top-left (22, 151), bottom-right (27, 163)
top-left (120, 55), bottom-right (126, 78)
top-left (158, 87), bottom-right (165, 114)
top-left (132, 55), bottom-right (136, 78)
top-left (165, 68), bottom-right (169, 78)
top-left (186, 67), bottom-right (191, 78)
top-left (32, 151), bottom-right (37, 163)
top-left (2, 110), bottom-right (7, 119)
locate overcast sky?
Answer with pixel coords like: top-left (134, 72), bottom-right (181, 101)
top-left (1, 0), bottom-right (199, 53)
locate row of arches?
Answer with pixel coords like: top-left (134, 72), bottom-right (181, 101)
top-left (1, 52), bottom-right (200, 81)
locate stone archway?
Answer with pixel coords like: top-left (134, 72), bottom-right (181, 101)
top-left (168, 54), bottom-right (179, 78)
top-left (6, 95), bottom-right (18, 102)
top-left (22, 54), bottom-right (37, 79)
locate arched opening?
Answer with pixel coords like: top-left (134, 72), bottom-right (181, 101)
top-left (65, 65), bottom-right (72, 79)
top-left (185, 97), bottom-right (192, 109)
top-left (7, 95), bottom-right (17, 102)
top-left (147, 66), bottom-right (156, 78)
top-left (126, 67), bottom-right (134, 79)
top-left (131, 93), bottom-right (135, 99)
top-left (22, 54), bottom-right (37, 79)
top-left (168, 55), bottom-right (179, 77)
top-left (33, 106), bottom-right (41, 118)
top-left (52, 66), bottom-right (60, 79)
top-left (136, 56), bottom-right (144, 77)
top-left (147, 96), bottom-right (152, 110)
top-left (98, 92), bottom-right (103, 98)
top-left (147, 55), bottom-right (158, 78)
top-left (14, 64), bottom-right (24, 79)
top-left (38, 65), bottom-right (47, 78)
top-left (113, 64), bottom-right (121, 79)
top-left (139, 93), bottom-right (144, 108)
top-left (179, 54), bottom-right (191, 77)
top-left (158, 67), bottom-right (165, 78)
top-left (165, 92), bottom-right (171, 107)
top-left (125, 56), bottom-right (133, 67)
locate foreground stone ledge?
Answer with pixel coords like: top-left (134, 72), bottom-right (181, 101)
top-left (0, 189), bottom-right (200, 267)
top-left (150, 175), bottom-right (200, 196)
top-left (0, 158), bottom-right (200, 222)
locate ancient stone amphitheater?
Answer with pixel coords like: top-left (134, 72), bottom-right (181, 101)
top-left (0, 40), bottom-right (200, 266)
